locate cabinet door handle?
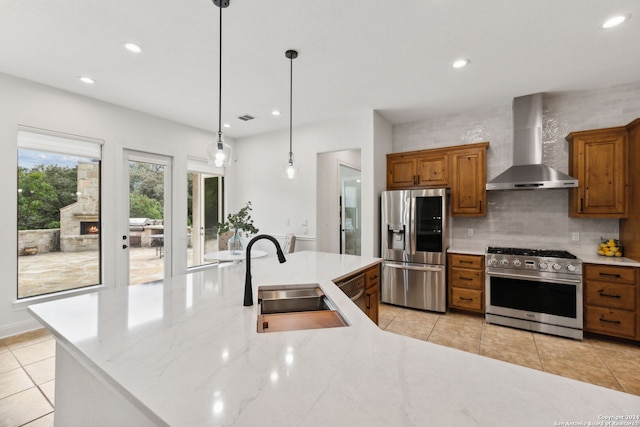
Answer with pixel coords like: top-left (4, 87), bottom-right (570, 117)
top-left (580, 198), bottom-right (584, 212)
top-left (416, 174), bottom-right (420, 183)
top-left (599, 317), bottom-right (621, 325)
top-left (479, 200), bottom-right (482, 211)
top-left (598, 291), bottom-right (621, 299)
top-left (599, 273), bottom-right (622, 278)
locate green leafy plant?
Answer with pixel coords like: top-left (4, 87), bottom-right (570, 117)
top-left (217, 202), bottom-right (259, 236)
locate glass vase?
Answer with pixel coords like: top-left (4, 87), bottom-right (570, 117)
top-left (228, 230), bottom-right (243, 255)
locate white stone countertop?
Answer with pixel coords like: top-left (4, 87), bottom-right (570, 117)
top-left (29, 251), bottom-right (640, 426)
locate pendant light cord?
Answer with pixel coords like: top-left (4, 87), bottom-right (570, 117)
top-left (289, 54), bottom-right (293, 161)
top-left (218, 5), bottom-right (223, 135)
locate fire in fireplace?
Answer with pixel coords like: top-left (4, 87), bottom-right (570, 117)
top-left (81, 222), bottom-right (100, 235)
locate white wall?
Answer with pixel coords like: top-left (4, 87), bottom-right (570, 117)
top-left (393, 81), bottom-right (640, 251)
top-left (228, 111), bottom-right (385, 256)
top-left (0, 73), bottom-right (230, 337)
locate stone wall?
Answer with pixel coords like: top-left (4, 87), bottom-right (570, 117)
top-left (59, 162), bottom-right (100, 252)
top-left (18, 229), bottom-right (59, 255)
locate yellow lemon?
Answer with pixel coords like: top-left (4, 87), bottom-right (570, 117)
top-left (605, 250), bottom-right (614, 256)
top-left (615, 252), bottom-right (622, 257)
top-left (598, 250), bottom-right (605, 255)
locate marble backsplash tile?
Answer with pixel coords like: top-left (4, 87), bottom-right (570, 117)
top-left (393, 81), bottom-right (640, 251)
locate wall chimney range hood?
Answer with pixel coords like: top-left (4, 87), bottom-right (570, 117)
top-left (486, 93), bottom-right (578, 190)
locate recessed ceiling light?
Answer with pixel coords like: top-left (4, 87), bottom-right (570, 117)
top-left (602, 14), bottom-right (630, 29)
top-left (452, 58), bottom-right (470, 69)
top-left (79, 76), bottom-right (95, 84)
top-left (223, 123), bottom-right (231, 128)
top-left (123, 42), bottom-right (143, 53)
top-left (272, 110), bottom-right (281, 116)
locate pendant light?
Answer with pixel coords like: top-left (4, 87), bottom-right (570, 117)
top-left (283, 49), bottom-right (299, 179)
top-left (207, 0), bottom-right (232, 167)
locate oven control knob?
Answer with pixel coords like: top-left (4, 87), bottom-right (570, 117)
top-left (488, 258), bottom-right (498, 266)
top-left (500, 259), bottom-right (510, 266)
top-left (538, 262), bottom-right (548, 269)
top-left (567, 264), bottom-right (577, 272)
top-left (552, 263), bottom-right (562, 271)
top-left (512, 259), bottom-right (522, 267)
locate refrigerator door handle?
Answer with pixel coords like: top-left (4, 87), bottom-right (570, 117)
top-left (385, 262), bottom-right (444, 273)
top-left (409, 196), bottom-right (416, 255)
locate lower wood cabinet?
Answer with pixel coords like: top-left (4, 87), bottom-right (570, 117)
top-left (583, 263), bottom-right (638, 340)
top-left (448, 253), bottom-right (485, 313)
top-left (365, 264), bottom-right (380, 325)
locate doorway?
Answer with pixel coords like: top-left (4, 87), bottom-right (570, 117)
top-left (188, 172), bottom-right (223, 267)
top-left (339, 163), bottom-right (361, 255)
top-left (124, 150), bottom-right (172, 285)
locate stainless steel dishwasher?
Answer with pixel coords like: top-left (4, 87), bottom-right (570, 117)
top-left (336, 273), bottom-right (366, 313)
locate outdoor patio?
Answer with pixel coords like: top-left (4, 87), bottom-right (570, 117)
top-left (17, 246), bottom-right (211, 298)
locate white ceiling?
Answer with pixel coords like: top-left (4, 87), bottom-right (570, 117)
top-left (1, 0), bottom-right (639, 139)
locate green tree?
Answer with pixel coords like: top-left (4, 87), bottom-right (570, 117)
top-left (129, 162), bottom-right (164, 204)
top-left (17, 169), bottom-right (59, 229)
top-left (129, 193), bottom-right (163, 219)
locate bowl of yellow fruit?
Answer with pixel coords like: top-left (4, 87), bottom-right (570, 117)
top-left (598, 238), bottom-right (623, 257)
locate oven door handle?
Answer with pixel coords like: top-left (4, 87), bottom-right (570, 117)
top-left (488, 271), bottom-right (582, 285)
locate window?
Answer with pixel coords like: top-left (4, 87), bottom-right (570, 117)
top-left (17, 130), bottom-right (102, 299)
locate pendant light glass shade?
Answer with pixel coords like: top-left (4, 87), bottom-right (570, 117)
top-left (282, 49), bottom-right (299, 179)
top-left (208, 0), bottom-right (232, 168)
top-left (207, 132), bottom-right (232, 167)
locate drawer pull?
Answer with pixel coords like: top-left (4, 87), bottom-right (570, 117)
top-left (459, 277), bottom-right (474, 281)
top-left (599, 273), bottom-right (622, 278)
top-left (459, 297), bottom-right (473, 302)
top-left (459, 260), bottom-right (473, 264)
top-left (598, 291), bottom-right (621, 299)
top-left (599, 317), bottom-right (621, 325)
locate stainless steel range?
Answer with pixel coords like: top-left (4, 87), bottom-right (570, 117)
top-left (485, 246), bottom-right (583, 340)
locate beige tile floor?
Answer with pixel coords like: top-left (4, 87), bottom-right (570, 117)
top-left (2, 304), bottom-right (639, 426)
top-left (380, 303), bottom-right (640, 395)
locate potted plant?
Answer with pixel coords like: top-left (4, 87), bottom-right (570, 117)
top-left (217, 202), bottom-right (259, 254)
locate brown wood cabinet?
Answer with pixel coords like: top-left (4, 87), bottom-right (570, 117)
top-left (566, 126), bottom-right (629, 218)
top-left (448, 253), bottom-right (485, 313)
top-left (583, 263), bottom-right (638, 340)
top-left (620, 118), bottom-right (640, 261)
top-left (449, 144), bottom-right (488, 217)
top-left (386, 142), bottom-right (488, 216)
top-left (387, 152), bottom-right (448, 189)
top-left (364, 265), bottom-right (380, 325)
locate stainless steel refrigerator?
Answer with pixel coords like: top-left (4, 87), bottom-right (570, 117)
top-left (381, 189), bottom-right (450, 312)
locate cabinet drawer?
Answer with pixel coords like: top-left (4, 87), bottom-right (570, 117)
top-left (450, 288), bottom-right (483, 312)
top-left (449, 254), bottom-right (483, 270)
top-left (585, 264), bottom-right (636, 284)
top-left (450, 268), bottom-right (483, 290)
top-left (365, 265), bottom-right (380, 286)
top-left (585, 282), bottom-right (636, 310)
top-left (584, 306), bottom-right (636, 339)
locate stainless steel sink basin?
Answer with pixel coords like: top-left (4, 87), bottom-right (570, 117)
top-left (259, 285), bottom-right (330, 315)
top-left (257, 284), bottom-right (348, 333)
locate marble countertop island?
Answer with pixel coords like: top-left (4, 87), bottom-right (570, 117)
top-left (29, 251), bottom-right (640, 426)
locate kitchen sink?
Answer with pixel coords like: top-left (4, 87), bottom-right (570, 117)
top-left (257, 284), bottom-right (348, 333)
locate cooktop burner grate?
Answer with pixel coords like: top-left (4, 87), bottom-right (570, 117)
top-left (487, 246), bottom-right (577, 259)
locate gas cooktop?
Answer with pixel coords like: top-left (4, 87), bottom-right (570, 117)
top-left (487, 246), bottom-right (577, 260)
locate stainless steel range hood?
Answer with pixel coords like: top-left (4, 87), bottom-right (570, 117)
top-left (486, 93), bottom-right (578, 190)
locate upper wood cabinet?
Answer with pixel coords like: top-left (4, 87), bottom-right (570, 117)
top-left (387, 142), bottom-right (488, 216)
top-left (450, 144), bottom-right (488, 217)
top-left (566, 126), bottom-right (629, 218)
top-left (387, 152), bottom-right (448, 189)
top-left (620, 118), bottom-right (640, 261)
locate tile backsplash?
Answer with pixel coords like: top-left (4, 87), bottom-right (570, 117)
top-left (392, 81), bottom-right (640, 252)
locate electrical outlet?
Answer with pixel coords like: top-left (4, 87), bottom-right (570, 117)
top-left (467, 228), bottom-right (474, 237)
top-left (571, 232), bottom-right (580, 242)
